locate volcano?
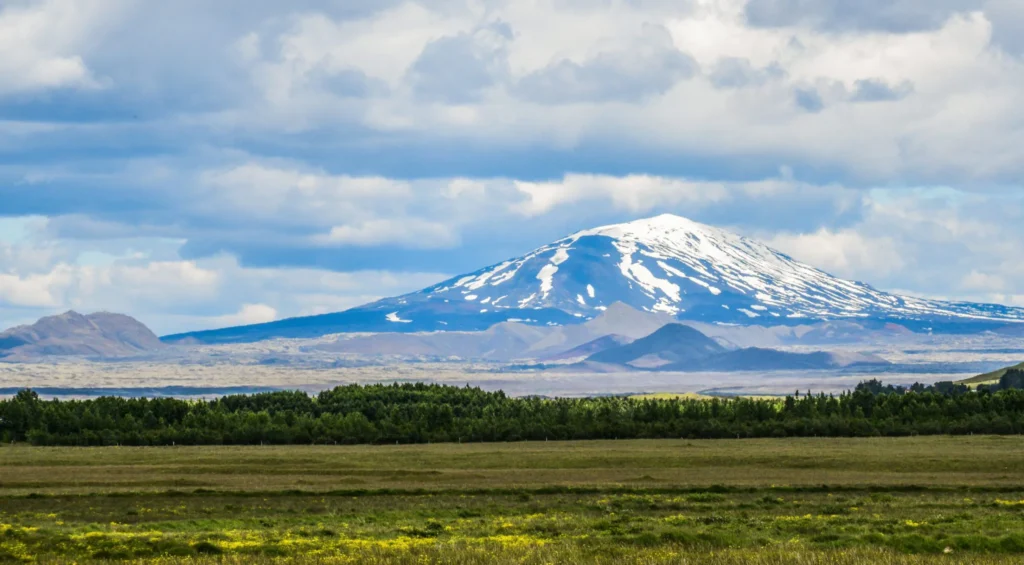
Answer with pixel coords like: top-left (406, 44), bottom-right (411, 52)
top-left (164, 214), bottom-right (1024, 343)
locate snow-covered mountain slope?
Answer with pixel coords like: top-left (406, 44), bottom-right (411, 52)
top-left (368, 214), bottom-right (1024, 327)
top-left (165, 214), bottom-right (1024, 343)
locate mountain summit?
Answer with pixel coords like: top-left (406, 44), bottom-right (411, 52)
top-left (165, 214), bottom-right (1024, 343)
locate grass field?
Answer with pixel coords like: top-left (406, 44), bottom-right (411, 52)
top-left (959, 361), bottom-right (1024, 385)
top-left (3, 437), bottom-right (1024, 563)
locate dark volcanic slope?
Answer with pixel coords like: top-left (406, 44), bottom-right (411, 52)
top-left (676, 348), bottom-right (838, 372)
top-left (587, 323), bottom-right (725, 365)
top-left (0, 311), bottom-right (164, 360)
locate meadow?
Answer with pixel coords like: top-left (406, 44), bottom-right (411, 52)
top-left (2, 437), bottom-right (1024, 563)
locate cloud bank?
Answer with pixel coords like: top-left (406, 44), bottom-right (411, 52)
top-left (1, 0), bottom-right (1023, 333)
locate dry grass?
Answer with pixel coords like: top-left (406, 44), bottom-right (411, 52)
top-left (2, 436), bottom-right (1023, 495)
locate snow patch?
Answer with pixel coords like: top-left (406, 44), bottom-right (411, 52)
top-left (587, 284), bottom-right (595, 298)
top-left (577, 294), bottom-right (586, 306)
top-left (386, 312), bottom-right (412, 323)
top-left (537, 264), bottom-right (558, 298)
top-left (464, 294), bottom-right (478, 301)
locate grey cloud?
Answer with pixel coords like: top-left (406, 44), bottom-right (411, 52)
top-left (744, 0), bottom-right (981, 33)
top-left (851, 79), bottom-right (914, 102)
top-left (309, 65), bottom-right (389, 99)
top-left (408, 22), bottom-right (513, 104)
top-left (794, 88), bottom-right (824, 112)
top-left (515, 23), bottom-right (696, 104)
top-left (708, 58), bottom-right (786, 89)
top-left (987, 0), bottom-right (1024, 56)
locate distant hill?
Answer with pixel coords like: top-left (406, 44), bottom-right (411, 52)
top-left (0, 311), bottom-right (164, 361)
top-left (675, 348), bottom-right (838, 372)
top-left (586, 323), bottom-right (889, 372)
top-left (314, 302), bottom-right (671, 361)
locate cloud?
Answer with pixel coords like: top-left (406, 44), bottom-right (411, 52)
top-left (316, 219), bottom-right (459, 248)
top-left (768, 228), bottom-right (905, 280)
top-left (0, 241), bottom-right (451, 334)
top-left (0, 258), bottom-right (219, 313)
top-left (794, 87), bottom-right (824, 112)
top-left (509, 173), bottom-right (860, 227)
top-left (210, 303), bottom-right (279, 327)
top-left (0, 270), bottom-right (66, 307)
top-left (3, 0), bottom-right (1024, 334)
top-left (515, 23), bottom-right (697, 104)
top-left (513, 174), bottom-right (730, 216)
top-left (987, 0), bottom-right (1024, 56)
top-left (0, 0), bottom-right (121, 95)
top-left (743, 0), bottom-right (980, 33)
top-left (708, 57), bottom-right (786, 89)
top-left (850, 78), bottom-right (914, 102)
top-left (408, 22), bottom-right (512, 103)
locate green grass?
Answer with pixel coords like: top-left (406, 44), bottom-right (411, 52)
top-left (959, 361), bottom-right (1024, 385)
top-left (3, 437), bottom-right (1024, 563)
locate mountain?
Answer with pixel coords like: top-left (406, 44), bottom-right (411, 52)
top-left (313, 302), bottom-right (673, 361)
top-left (0, 311), bottom-right (164, 360)
top-left (588, 323), bottom-right (725, 367)
top-left (164, 214), bottom-right (1024, 344)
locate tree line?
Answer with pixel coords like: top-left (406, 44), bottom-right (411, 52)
top-left (1, 380), bottom-right (1023, 446)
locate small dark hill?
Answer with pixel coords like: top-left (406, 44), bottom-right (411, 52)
top-left (587, 323), bottom-right (724, 366)
top-left (677, 348), bottom-right (838, 371)
top-left (584, 323), bottom-right (890, 372)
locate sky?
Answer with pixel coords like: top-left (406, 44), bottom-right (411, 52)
top-left (2, 0), bottom-right (1024, 335)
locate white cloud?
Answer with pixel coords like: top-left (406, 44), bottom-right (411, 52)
top-left (199, 163), bottom-right (411, 225)
top-left (210, 1), bottom-right (1024, 183)
top-left (210, 303), bottom-right (278, 327)
top-left (0, 269), bottom-right (66, 307)
top-left (317, 219), bottom-right (458, 248)
top-left (509, 173), bottom-right (841, 217)
top-left (0, 0), bottom-right (123, 95)
top-left (960, 269), bottom-right (1006, 292)
top-left (768, 228), bottom-right (906, 280)
top-left (513, 174), bottom-right (729, 216)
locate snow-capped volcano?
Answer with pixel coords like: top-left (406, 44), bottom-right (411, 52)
top-left (391, 214), bottom-right (1024, 326)
top-left (165, 214), bottom-right (1024, 343)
